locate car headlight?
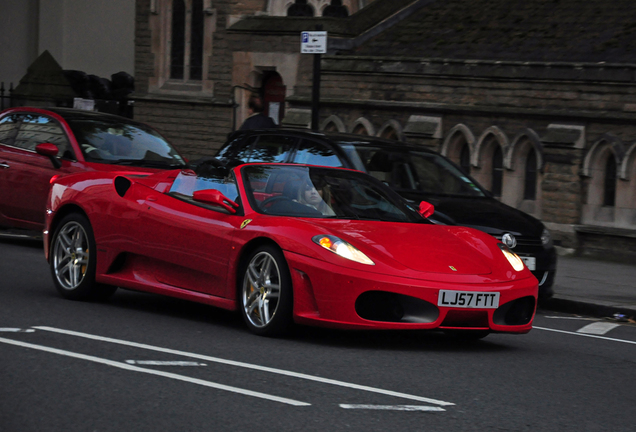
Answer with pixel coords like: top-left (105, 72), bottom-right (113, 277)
top-left (498, 243), bottom-right (525, 271)
top-left (312, 235), bottom-right (375, 265)
top-left (541, 228), bottom-right (552, 248)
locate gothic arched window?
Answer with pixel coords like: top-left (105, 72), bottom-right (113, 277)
top-left (459, 143), bottom-right (470, 174)
top-left (603, 155), bottom-right (617, 207)
top-left (170, 0), bottom-right (204, 81)
top-left (523, 148), bottom-right (537, 200)
top-left (491, 146), bottom-right (503, 198)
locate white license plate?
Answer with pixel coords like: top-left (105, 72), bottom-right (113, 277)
top-left (438, 290), bottom-right (500, 308)
top-left (520, 256), bottom-right (536, 271)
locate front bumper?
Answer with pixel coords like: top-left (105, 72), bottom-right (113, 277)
top-left (285, 251), bottom-right (538, 333)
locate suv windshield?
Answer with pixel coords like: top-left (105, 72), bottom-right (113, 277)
top-left (242, 165), bottom-right (428, 223)
top-left (67, 119), bottom-right (186, 168)
top-left (344, 145), bottom-right (486, 197)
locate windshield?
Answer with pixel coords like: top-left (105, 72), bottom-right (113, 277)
top-left (242, 165), bottom-right (428, 223)
top-left (346, 145), bottom-right (486, 197)
top-left (66, 118), bottom-right (186, 168)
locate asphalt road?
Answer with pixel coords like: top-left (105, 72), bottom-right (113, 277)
top-left (1, 237), bottom-right (635, 432)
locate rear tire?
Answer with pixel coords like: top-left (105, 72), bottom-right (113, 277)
top-left (240, 245), bottom-right (293, 336)
top-left (50, 213), bottom-right (116, 301)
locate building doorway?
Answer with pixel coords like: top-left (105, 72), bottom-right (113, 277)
top-left (262, 72), bottom-right (286, 125)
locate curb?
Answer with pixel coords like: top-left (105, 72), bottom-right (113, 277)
top-left (539, 297), bottom-right (636, 321)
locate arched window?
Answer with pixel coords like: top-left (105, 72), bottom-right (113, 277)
top-left (459, 143), bottom-right (470, 174)
top-left (353, 124), bottom-right (369, 136)
top-left (287, 0), bottom-right (314, 16)
top-left (323, 122), bottom-right (338, 132)
top-left (380, 127), bottom-right (398, 141)
top-left (491, 146), bottom-right (503, 198)
top-left (170, 0), bottom-right (204, 81)
top-left (523, 148), bottom-right (537, 200)
top-left (603, 155), bottom-right (617, 207)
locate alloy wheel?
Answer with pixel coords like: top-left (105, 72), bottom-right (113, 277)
top-left (242, 251), bottom-right (282, 328)
top-left (52, 221), bottom-right (90, 291)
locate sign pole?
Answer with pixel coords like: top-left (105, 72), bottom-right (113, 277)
top-left (311, 47), bottom-right (321, 131)
top-left (301, 25), bottom-right (326, 131)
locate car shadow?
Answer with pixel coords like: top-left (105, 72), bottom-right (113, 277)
top-left (286, 325), bottom-right (517, 353)
top-left (104, 290), bottom-right (517, 352)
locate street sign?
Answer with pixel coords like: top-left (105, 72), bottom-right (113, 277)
top-left (301, 31), bottom-right (327, 54)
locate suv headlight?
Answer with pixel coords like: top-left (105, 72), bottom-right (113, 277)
top-left (541, 228), bottom-right (552, 248)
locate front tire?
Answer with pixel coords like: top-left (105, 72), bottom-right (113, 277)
top-left (50, 213), bottom-right (116, 301)
top-left (240, 245), bottom-right (293, 336)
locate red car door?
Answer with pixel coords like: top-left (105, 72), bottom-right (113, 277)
top-left (122, 175), bottom-right (241, 298)
top-left (0, 113), bottom-right (79, 230)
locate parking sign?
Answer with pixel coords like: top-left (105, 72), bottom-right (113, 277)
top-left (301, 31), bottom-right (327, 54)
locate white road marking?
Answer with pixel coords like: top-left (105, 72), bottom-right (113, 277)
top-left (33, 326), bottom-right (454, 406)
top-left (535, 326), bottom-right (636, 345)
top-left (576, 322), bottom-right (621, 335)
top-left (125, 360), bottom-right (207, 366)
top-left (0, 336), bottom-right (309, 406)
top-left (0, 328), bottom-right (35, 333)
top-left (543, 316), bottom-right (598, 321)
top-left (340, 404), bottom-right (445, 412)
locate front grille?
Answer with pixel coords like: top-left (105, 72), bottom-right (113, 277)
top-left (355, 291), bottom-right (439, 323)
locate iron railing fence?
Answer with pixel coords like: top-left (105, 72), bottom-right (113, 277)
top-left (0, 81), bottom-right (134, 118)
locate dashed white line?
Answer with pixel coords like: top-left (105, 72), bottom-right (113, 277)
top-left (126, 360), bottom-right (207, 366)
top-left (576, 322), bottom-right (621, 335)
top-left (340, 404), bottom-right (445, 412)
top-left (0, 328), bottom-right (35, 333)
top-left (0, 336), bottom-right (309, 406)
top-left (33, 326), bottom-right (454, 406)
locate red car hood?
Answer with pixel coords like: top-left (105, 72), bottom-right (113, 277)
top-left (304, 219), bottom-right (493, 275)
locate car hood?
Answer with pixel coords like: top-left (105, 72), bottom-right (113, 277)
top-left (305, 219), bottom-right (494, 275)
top-left (404, 195), bottom-right (544, 237)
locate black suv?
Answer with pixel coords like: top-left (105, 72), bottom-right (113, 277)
top-left (214, 129), bottom-right (557, 298)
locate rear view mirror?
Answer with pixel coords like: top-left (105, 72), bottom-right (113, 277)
top-left (192, 189), bottom-right (239, 214)
top-left (35, 143), bottom-right (61, 168)
top-left (418, 201), bottom-right (435, 218)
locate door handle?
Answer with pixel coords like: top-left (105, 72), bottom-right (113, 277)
top-left (0, 162), bottom-right (9, 169)
top-left (146, 196), bottom-right (157, 202)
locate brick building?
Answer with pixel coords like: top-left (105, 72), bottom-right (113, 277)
top-left (132, 0), bottom-right (636, 259)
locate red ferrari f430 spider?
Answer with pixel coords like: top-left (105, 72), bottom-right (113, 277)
top-left (44, 162), bottom-right (538, 338)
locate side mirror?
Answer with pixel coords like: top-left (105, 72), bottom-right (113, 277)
top-left (192, 189), bottom-right (239, 214)
top-left (35, 143), bottom-right (61, 168)
top-left (418, 201), bottom-right (435, 218)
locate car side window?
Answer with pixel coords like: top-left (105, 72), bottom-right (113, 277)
top-left (0, 114), bottom-right (20, 146)
top-left (231, 136), bottom-right (257, 162)
top-left (293, 139), bottom-right (343, 167)
top-left (168, 167), bottom-right (240, 214)
top-left (12, 114), bottom-right (75, 159)
top-left (248, 135), bottom-right (295, 163)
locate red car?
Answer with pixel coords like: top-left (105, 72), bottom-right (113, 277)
top-left (0, 107), bottom-right (186, 231)
top-left (44, 162), bottom-right (538, 338)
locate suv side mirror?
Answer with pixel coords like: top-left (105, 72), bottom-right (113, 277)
top-left (192, 189), bottom-right (239, 214)
top-left (35, 143), bottom-right (61, 168)
top-left (418, 201), bottom-right (435, 218)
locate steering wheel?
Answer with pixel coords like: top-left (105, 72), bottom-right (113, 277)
top-left (260, 195), bottom-right (294, 210)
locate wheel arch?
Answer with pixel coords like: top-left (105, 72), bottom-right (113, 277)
top-left (233, 237), bottom-right (287, 300)
top-left (47, 204), bottom-right (90, 259)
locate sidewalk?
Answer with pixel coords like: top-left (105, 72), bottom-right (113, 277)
top-left (539, 254), bottom-right (636, 320)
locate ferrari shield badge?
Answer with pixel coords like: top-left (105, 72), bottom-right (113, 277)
top-left (449, 265), bottom-right (457, 271)
top-left (240, 219), bottom-right (253, 229)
